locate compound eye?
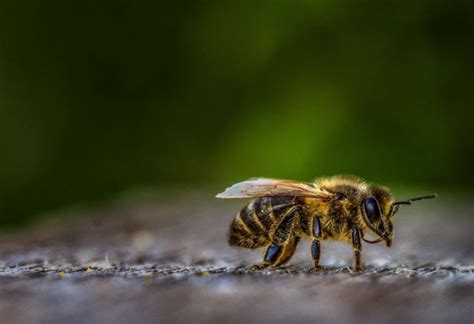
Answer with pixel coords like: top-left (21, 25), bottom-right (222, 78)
top-left (363, 197), bottom-right (381, 224)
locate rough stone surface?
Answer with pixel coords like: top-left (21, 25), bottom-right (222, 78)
top-left (0, 194), bottom-right (472, 323)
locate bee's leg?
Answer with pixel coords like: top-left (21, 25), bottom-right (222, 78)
top-left (271, 236), bottom-right (300, 267)
top-left (262, 205), bottom-right (300, 268)
top-left (252, 243), bottom-right (282, 270)
top-left (351, 227), bottom-right (363, 271)
top-left (251, 264), bottom-right (270, 270)
top-left (311, 216), bottom-right (322, 269)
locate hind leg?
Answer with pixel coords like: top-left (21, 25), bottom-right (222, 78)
top-left (252, 243), bottom-right (282, 270)
top-left (253, 206), bottom-right (301, 269)
top-left (252, 237), bottom-right (299, 269)
top-left (271, 236), bottom-right (300, 267)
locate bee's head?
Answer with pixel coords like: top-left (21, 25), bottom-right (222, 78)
top-left (361, 186), bottom-right (395, 247)
top-left (361, 186), bottom-right (437, 247)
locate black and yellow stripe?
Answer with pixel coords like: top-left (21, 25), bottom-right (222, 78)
top-left (239, 204), bottom-right (267, 237)
top-left (228, 197), bottom-right (305, 249)
top-left (228, 199), bottom-right (270, 248)
top-left (252, 197), bottom-right (274, 230)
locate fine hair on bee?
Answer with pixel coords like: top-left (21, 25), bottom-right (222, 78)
top-left (216, 175), bottom-right (437, 271)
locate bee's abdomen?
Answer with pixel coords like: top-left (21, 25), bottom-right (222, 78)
top-left (228, 198), bottom-right (274, 249)
top-left (252, 198), bottom-right (276, 230)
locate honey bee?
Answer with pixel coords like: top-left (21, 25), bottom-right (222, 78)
top-left (216, 175), bottom-right (436, 271)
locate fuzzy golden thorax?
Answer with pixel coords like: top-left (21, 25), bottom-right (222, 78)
top-left (311, 176), bottom-right (395, 246)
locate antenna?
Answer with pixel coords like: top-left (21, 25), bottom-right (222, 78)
top-left (393, 193), bottom-right (438, 206)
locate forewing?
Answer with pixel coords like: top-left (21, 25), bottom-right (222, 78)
top-left (216, 178), bottom-right (332, 199)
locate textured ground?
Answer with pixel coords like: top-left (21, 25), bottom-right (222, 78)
top-left (0, 193), bottom-right (472, 323)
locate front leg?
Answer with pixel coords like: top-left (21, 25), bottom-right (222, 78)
top-left (351, 227), bottom-right (363, 271)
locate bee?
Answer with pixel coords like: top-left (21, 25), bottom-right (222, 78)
top-left (216, 175), bottom-right (436, 271)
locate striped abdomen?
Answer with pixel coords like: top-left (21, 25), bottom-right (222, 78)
top-left (228, 197), bottom-right (302, 249)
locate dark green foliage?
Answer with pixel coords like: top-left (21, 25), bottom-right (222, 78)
top-left (0, 1), bottom-right (472, 225)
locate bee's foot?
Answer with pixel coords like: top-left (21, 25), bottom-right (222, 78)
top-left (353, 266), bottom-right (363, 272)
top-left (313, 264), bottom-right (322, 271)
top-left (251, 263), bottom-right (270, 271)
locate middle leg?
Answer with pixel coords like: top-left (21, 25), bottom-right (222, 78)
top-left (311, 215), bottom-right (322, 269)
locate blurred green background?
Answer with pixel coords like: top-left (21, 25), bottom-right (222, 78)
top-left (0, 1), bottom-right (473, 227)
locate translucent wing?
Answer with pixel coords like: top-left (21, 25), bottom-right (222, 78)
top-left (216, 178), bottom-right (333, 199)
